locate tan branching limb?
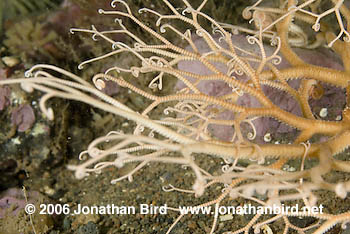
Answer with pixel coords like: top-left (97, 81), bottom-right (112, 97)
top-left (1, 61), bottom-right (350, 234)
top-left (2, 0), bottom-right (350, 233)
top-left (238, 0), bottom-right (350, 50)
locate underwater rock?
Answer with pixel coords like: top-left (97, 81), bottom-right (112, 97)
top-left (11, 104), bottom-right (35, 132)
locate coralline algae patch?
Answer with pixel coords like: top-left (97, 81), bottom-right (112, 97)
top-left (176, 34), bottom-right (345, 143)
